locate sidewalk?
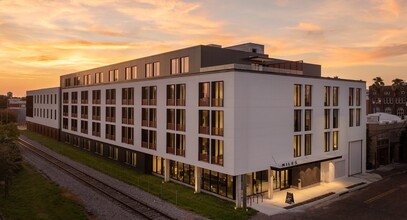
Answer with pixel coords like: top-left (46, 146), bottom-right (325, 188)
top-left (249, 172), bottom-right (382, 216)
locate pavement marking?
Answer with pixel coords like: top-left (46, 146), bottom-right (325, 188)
top-left (364, 188), bottom-right (399, 204)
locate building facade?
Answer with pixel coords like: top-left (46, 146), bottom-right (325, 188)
top-left (368, 83), bottom-right (407, 118)
top-left (26, 43), bottom-right (366, 206)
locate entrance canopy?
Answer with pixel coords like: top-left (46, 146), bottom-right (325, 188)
top-left (270, 155), bottom-right (342, 171)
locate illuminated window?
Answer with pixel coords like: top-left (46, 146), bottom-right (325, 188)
top-left (333, 131), bottom-right (339, 151)
top-left (324, 132), bottom-right (330, 152)
top-left (211, 139), bottom-right (223, 166)
top-left (305, 134), bottom-right (311, 155)
top-left (171, 58), bottom-right (180, 74)
top-left (181, 57), bottom-right (189, 73)
top-left (349, 88), bottom-right (354, 106)
top-left (305, 85), bottom-right (312, 106)
top-left (349, 109), bottom-right (354, 127)
top-left (356, 108), bottom-right (361, 126)
top-left (294, 110), bottom-right (302, 132)
top-left (333, 109), bottom-right (339, 128)
top-left (294, 84), bottom-right (302, 107)
top-left (211, 81), bottom-right (224, 107)
top-left (324, 109), bottom-right (330, 129)
top-left (333, 87), bottom-right (339, 106)
top-left (356, 88), bottom-right (361, 106)
top-left (324, 86), bottom-right (331, 106)
top-left (211, 110), bottom-right (224, 136)
top-left (305, 110), bottom-right (312, 131)
top-left (294, 135), bottom-right (301, 157)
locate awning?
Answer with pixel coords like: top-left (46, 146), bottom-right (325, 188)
top-left (270, 155), bottom-right (342, 170)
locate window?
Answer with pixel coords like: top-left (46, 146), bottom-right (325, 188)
top-left (176, 84), bottom-right (186, 106)
top-left (92, 106), bottom-right (101, 120)
top-left (356, 88), bottom-right (361, 106)
top-left (125, 151), bottom-right (137, 166)
top-left (324, 132), bottom-right (330, 152)
top-left (149, 108), bottom-right (157, 128)
top-left (106, 107), bottom-right (116, 123)
top-left (176, 134), bottom-right (186, 157)
top-left (305, 110), bottom-right (312, 131)
top-left (199, 137), bottom-right (209, 162)
top-left (106, 89), bottom-right (116, 105)
top-left (211, 139), bottom-right (223, 166)
top-left (349, 88), bottom-right (354, 106)
top-left (305, 134), bottom-right (311, 156)
top-left (385, 107), bottom-right (392, 114)
top-left (108, 69), bottom-right (119, 82)
top-left (181, 57), bottom-right (189, 73)
top-left (150, 86), bottom-right (157, 105)
top-left (199, 82), bottom-right (210, 106)
top-left (294, 84), bottom-right (302, 107)
top-left (65, 78), bottom-right (71, 87)
top-left (81, 106), bottom-right (88, 119)
top-left (349, 109), bottom-right (354, 127)
top-left (171, 58), bottom-right (180, 74)
top-left (211, 110), bottom-right (224, 136)
top-left (333, 131), bottom-right (338, 150)
top-left (146, 63), bottom-right (153, 78)
top-left (92, 122), bottom-right (100, 137)
top-left (294, 110), bottom-right (302, 132)
top-left (63, 118), bottom-right (68, 129)
top-left (122, 88), bottom-right (134, 105)
top-left (125, 66), bottom-right (136, 80)
top-left (121, 126), bottom-right (134, 145)
top-left (63, 92), bottom-right (69, 103)
top-left (71, 119), bottom-right (77, 131)
top-left (167, 109), bottom-right (175, 130)
top-left (71, 106), bottom-right (78, 118)
top-left (149, 130), bottom-right (157, 150)
top-left (333, 87), bottom-right (339, 106)
top-left (142, 86), bottom-right (156, 105)
top-left (199, 110), bottom-right (210, 134)
top-left (95, 72), bottom-right (103, 84)
top-left (324, 86), bottom-right (331, 106)
top-left (73, 77), bottom-right (80, 86)
top-left (167, 85), bottom-right (175, 106)
top-left (176, 109), bottom-right (186, 131)
top-left (81, 120), bottom-right (88, 134)
top-left (166, 133), bottom-right (176, 154)
top-left (294, 135), bottom-right (301, 157)
top-left (305, 85), bottom-right (312, 106)
top-left (83, 74), bottom-right (92, 85)
top-left (142, 108), bottom-right (148, 127)
top-left (92, 90), bottom-right (101, 104)
top-left (105, 124), bottom-right (116, 140)
top-left (356, 109), bottom-right (361, 126)
top-left (71, 92), bottom-right (78, 104)
top-left (397, 108), bottom-right (405, 117)
top-left (63, 105), bottom-right (68, 116)
top-left (132, 66), bottom-right (137, 79)
top-left (122, 107), bottom-right (134, 125)
top-left (211, 81), bottom-right (224, 107)
top-left (81, 91), bottom-right (88, 104)
top-left (324, 109), bottom-right (330, 129)
top-left (153, 62), bottom-right (160, 76)
top-left (333, 109), bottom-right (339, 128)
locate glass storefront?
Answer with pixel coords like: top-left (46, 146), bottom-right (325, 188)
top-left (246, 170), bottom-right (268, 196)
top-left (201, 168), bottom-right (234, 199)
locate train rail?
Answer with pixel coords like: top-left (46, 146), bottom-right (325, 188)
top-left (17, 138), bottom-right (174, 220)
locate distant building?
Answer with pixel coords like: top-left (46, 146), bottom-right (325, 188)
top-left (7, 91), bottom-right (12, 98)
top-left (367, 113), bottom-right (407, 168)
top-left (26, 42), bottom-right (366, 206)
top-left (368, 83), bottom-right (407, 118)
top-left (7, 98), bottom-right (26, 124)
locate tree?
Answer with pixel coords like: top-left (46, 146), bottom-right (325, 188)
top-left (391, 78), bottom-right (404, 115)
top-left (0, 95), bottom-right (8, 109)
top-left (0, 123), bottom-right (21, 198)
top-left (371, 77), bottom-right (385, 112)
top-left (0, 109), bottom-right (18, 124)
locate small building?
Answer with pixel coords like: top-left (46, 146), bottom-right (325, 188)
top-left (367, 113), bottom-right (407, 168)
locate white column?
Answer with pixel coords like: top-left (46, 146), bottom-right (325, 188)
top-left (164, 158), bottom-right (170, 182)
top-left (268, 168), bottom-right (274, 199)
top-left (194, 166), bottom-right (201, 193)
top-left (235, 175), bottom-right (241, 208)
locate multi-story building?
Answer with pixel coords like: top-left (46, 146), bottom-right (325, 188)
top-left (26, 43), bottom-right (366, 206)
top-left (368, 83), bottom-right (407, 118)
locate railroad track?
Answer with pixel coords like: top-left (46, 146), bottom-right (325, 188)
top-left (17, 138), bottom-right (174, 220)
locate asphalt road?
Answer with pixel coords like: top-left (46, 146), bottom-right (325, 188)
top-left (257, 166), bottom-right (407, 220)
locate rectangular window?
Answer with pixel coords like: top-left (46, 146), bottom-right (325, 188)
top-left (149, 108), bottom-right (157, 128)
top-left (199, 137), bottom-right (209, 162)
top-left (356, 108), bottom-right (361, 126)
top-left (176, 84), bottom-right (186, 106)
top-left (324, 86), bottom-right (331, 106)
top-left (211, 81), bottom-right (224, 107)
top-left (92, 122), bottom-right (100, 137)
top-left (92, 90), bottom-right (101, 104)
top-left (305, 110), bottom-right (312, 131)
top-left (324, 109), bottom-right (330, 129)
top-left (171, 58), bottom-right (180, 74)
top-left (356, 88), bottom-right (361, 106)
top-left (81, 120), bottom-right (88, 134)
top-left (211, 110), bottom-right (224, 136)
top-left (71, 119), bottom-right (77, 131)
top-left (141, 129), bottom-right (148, 148)
top-left (63, 92), bottom-right (69, 104)
top-left (153, 62), bottom-right (160, 77)
top-left (199, 82), bottom-right (210, 106)
top-left (305, 134), bottom-right (311, 156)
top-left (92, 106), bottom-right (101, 121)
top-left (294, 110), bottom-right (302, 132)
top-left (81, 91), bottom-right (88, 104)
top-left (333, 87), bottom-right (339, 106)
top-left (333, 109), bottom-right (339, 128)
top-left (105, 124), bottom-right (116, 141)
top-left (81, 106), bottom-right (88, 119)
top-left (349, 88), bottom-right (354, 106)
top-left (181, 57), bottom-right (189, 73)
top-left (121, 126), bottom-right (134, 145)
top-left (122, 107), bottom-right (134, 125)
top-left (349, 109), bottom-right (354, 127)
top-left (167, 109), bottom-right (175, 130)
top-left (63, 118), bottom-right (68, 129)
top-left (305, 85), bottom-right (312, 106)
top-left (176, 109), bottom-right (186, 131)
top-left (63, 105), bottom-right (68, 116)
top-left (150, 86), bottom-right (157, 105)
top-left (211, 139), bottom-right (223, 166)
top-left (199, 110), bottom-right (210, 135)
top-left (166, 133), bottom-right (176, 154)
top-left (71, 106), bottom-right (78, 118)
top-left (122, 88), bottom-right (134, 105)
top-left (106, 89), bottom-right (116, 105)
top-left (145, 63), bottom-right (153, 78)
top-left (294, 135), bottom-right (301, 157)
top-left (176, 134), bottom-right (186, 157)
top-left (125, 67), bottom-right (131, 80)
top-left (142, 108), bottom-right (148, 127)
top-left (106, 107), bottom-right (116, 123)
top-left (167, 84), bottom-right (175, 106)
top-left (324, 132), bottom-right (330, 152)
top-left (294, 84), bottom-right (302, 107)
top-left (149, 130), bottom-right (157, 150)
top-left (333, 131), bottom-right (339, 151)
top-left (71, 92), bottom-right (78, 104)
top-left (132, 66), bottom-right (137, 79)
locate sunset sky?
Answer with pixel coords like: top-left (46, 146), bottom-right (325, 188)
top-left (1, 0), bottom-right (407, 97)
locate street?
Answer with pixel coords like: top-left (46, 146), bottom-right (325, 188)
top-left (257, 165), bottom-right (407, 220)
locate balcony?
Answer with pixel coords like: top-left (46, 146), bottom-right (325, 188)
top-left (166, 147), bottom-right (175, 154)
top-left (142, 120), bottom-right (148, 127)
top-left (211, 155), bottom-right (224, 166)
top-left (142, 99), bottom-right (149, 105)
top-left (199, 153), bottom-right (209, 162)
top-left (176, 124), bottom-right (185, 132)
top-left (211, 98), bottom-right (223, 107)
top-left (176, 99), bottom-right (185, 106)
top-left (199, 97), bottom-right (209, 106)
top-left (212, 127), bottom-right (224, 136)
top-left (150, 99), bottom-right (157, 105)
top-left (167, 99), bottom-right (175, 106)
top-left (176, 148), bottom-right (185, 157)
top-left (199, 126), bottom-right (210, 135)
top-left (167, 123), bottom-right (175, 130)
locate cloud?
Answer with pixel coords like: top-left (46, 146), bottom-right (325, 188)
top-left (289, 22), bottom-right (322, 32)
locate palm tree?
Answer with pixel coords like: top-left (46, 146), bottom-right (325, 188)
top-left (391, 78), bottom-right (404, 115)
top-left (371, 77), bottom-right (385, 112)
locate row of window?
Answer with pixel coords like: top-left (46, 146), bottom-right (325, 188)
top-left (64, 57), bottom-right (190, 87)
top-left (293, 131), bottom-right (339, 158)
top-left (295, 85), bottom-right (362, 107)
top-left (34, 108), bottom-right (57, 120)
top-left (33, 94), bottom-right (57, 105)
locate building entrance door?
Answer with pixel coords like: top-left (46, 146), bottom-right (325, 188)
top-left (273, 169), bottom-right (291, 190)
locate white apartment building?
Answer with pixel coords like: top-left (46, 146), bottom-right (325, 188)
top-left (26, 43), bottom-right (366, 206)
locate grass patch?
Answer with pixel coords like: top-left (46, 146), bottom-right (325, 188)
top-left (20, 130), bottom-right (257, 220)
top-left (0, 162), bottom-right (88, 220)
